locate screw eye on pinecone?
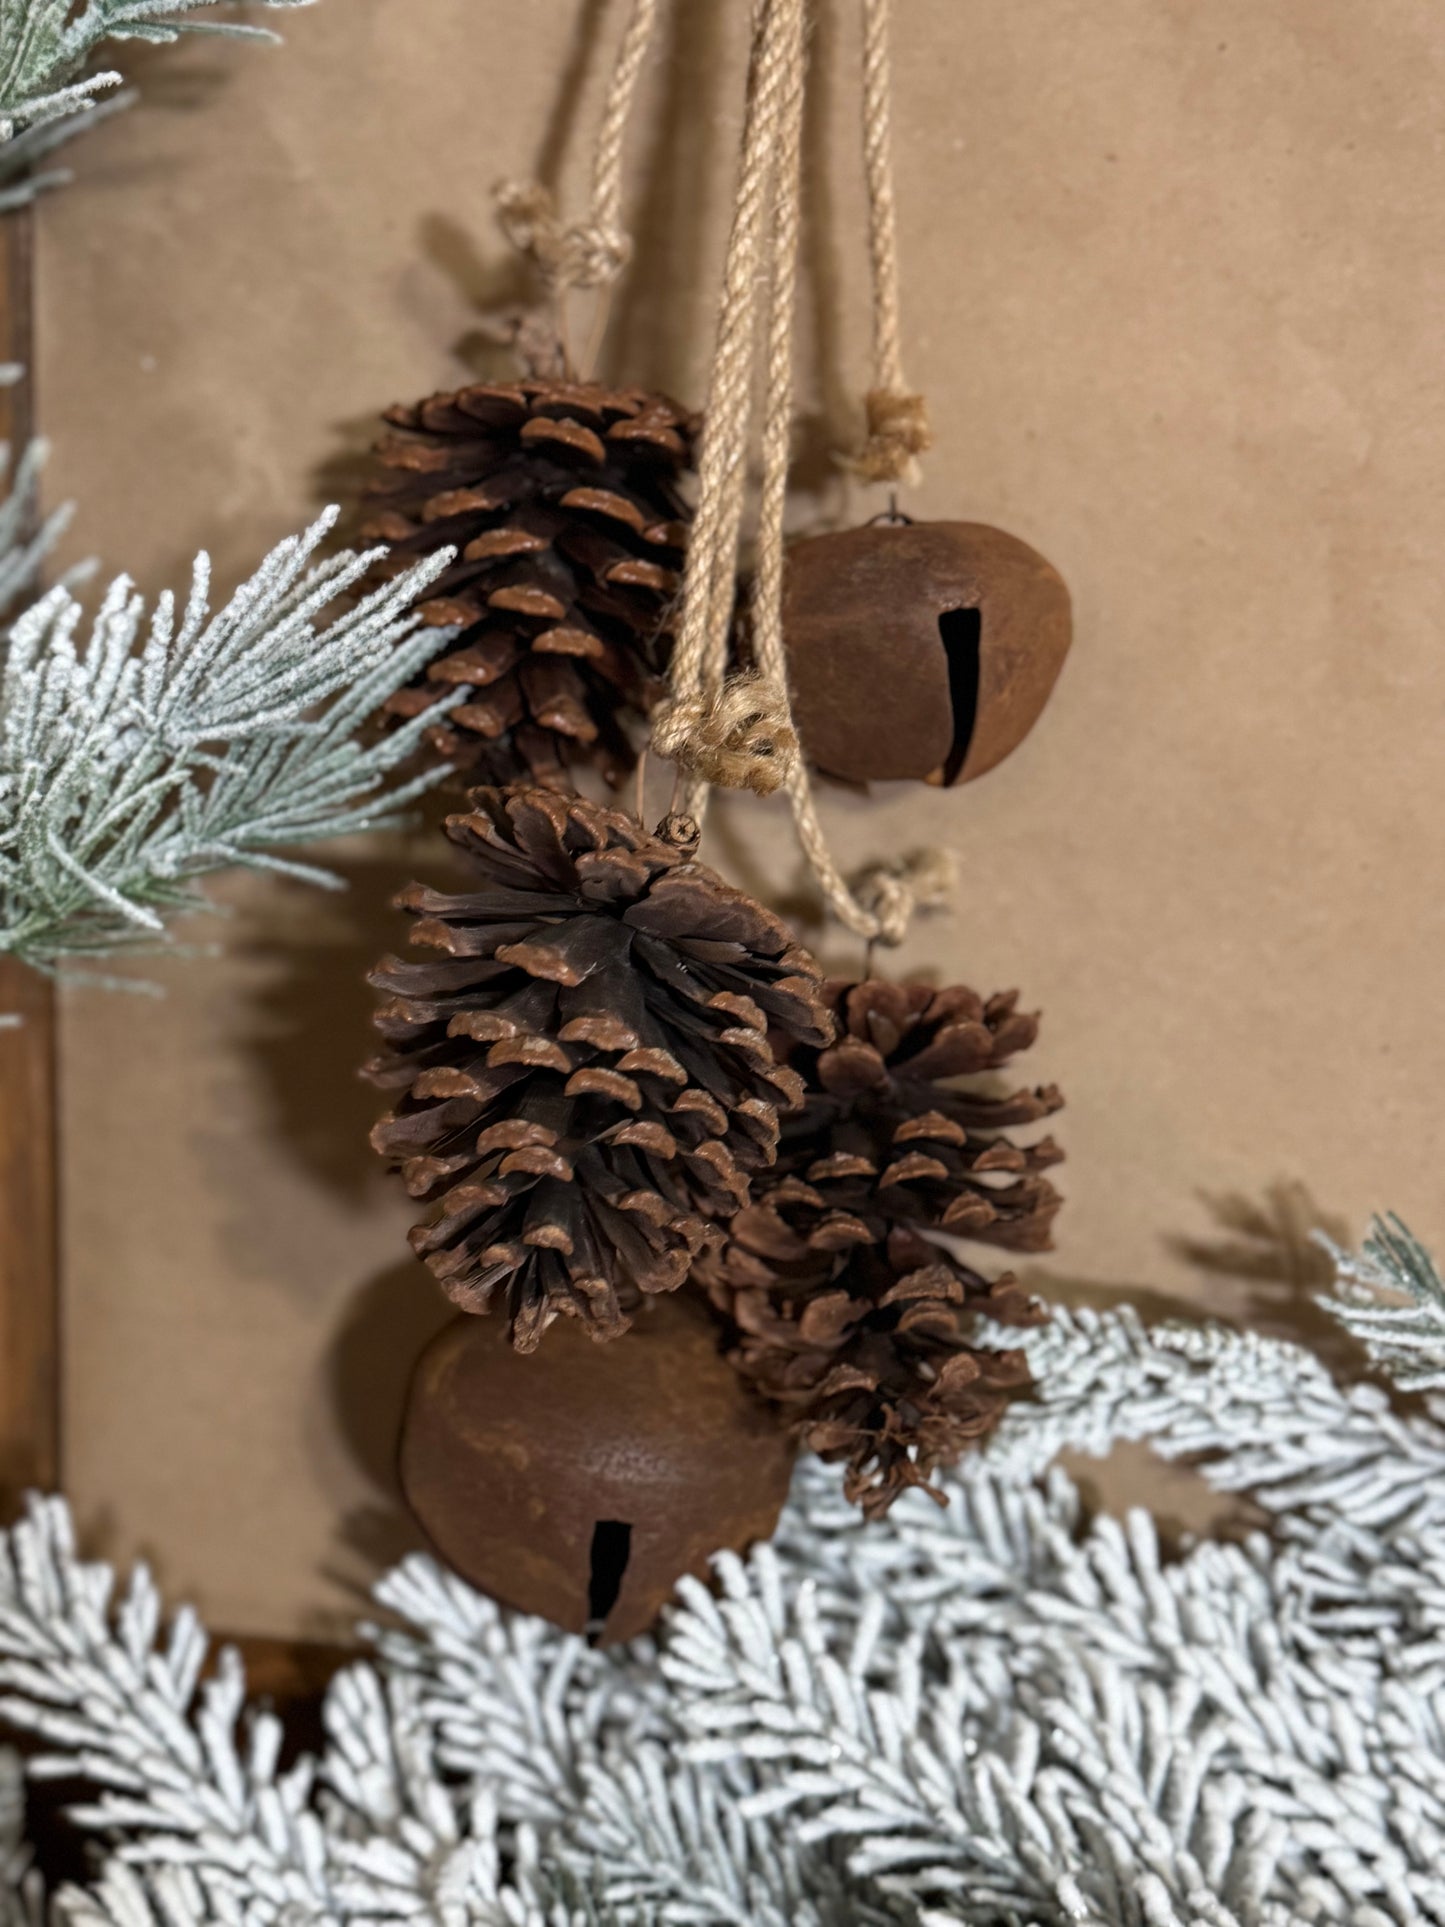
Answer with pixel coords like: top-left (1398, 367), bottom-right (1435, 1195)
top-left (702, 978), bottom-right (1063, 1515)
top-left (363, 379), bottom-right (697, 792)
top-left (366, 788), bottom-right (834, 1352)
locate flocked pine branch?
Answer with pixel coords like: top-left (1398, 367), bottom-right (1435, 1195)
top-left (0, 0), bottom-right (312, 204)
top-left (1318, 1210), bottom-right (1445, 1392)
top-left (0, 81), bottom-right (129, 207)
top-left (659, 1225), bottom-right (1445, 1926)
top-left (976, 1299), bottom-right (1445, 1539)
top-left (0, 1495), bottom-right (568, 1923)
top-left (0, 1221), bottom-right (1441, 1924)
top-left (0, 380), bottom-right (74, 619)
top-left (0, 506), bottom-right (460, 975)
top-left (369, 1560), bottom-right (889, 1927)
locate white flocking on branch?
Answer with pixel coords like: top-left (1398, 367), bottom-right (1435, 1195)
top-left (0, 505), bottom-right (459, 975)
top-left (0, 0), bottom-right (313, 205)
top-left (0, 1218), bottom-right (1439, 1921)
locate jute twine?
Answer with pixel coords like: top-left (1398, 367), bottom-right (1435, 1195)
top-left (654, 0), bottom-right (950, 945)
top-left (847, 0), bottom-right (933, 485)
top-left (500, 0), bottom-right (950, 947)
top-left (495, 0), bottom-right (660, 361)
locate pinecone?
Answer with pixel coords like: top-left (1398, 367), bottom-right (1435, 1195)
top-left (366, 788), bottom-right (834, 1351)
top-left (363, 378), bottom-right (697, 791)
top-left (701, 977), bottom-right (1063, 1514)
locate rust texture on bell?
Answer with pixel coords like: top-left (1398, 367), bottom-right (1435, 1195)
top-left (781, 520), bottom-right (1071, 787)
top-left (399, 1289), bottom-right (797, 1643)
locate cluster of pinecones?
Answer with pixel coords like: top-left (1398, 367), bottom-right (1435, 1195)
top-left (362, 374), bottom-right (1063, 1514)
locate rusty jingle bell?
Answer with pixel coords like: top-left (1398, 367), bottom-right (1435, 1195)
top-left (780, 520), bottom-right (1072, 786)
top-left (399, 1289), bottom-right (797, 1644)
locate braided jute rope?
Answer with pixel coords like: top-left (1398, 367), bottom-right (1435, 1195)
top-left (651, 0), bottom-right (805, 816)
top-left (496, 0), bottom-right (660, 297)
top-left (847, 0), bottom-right (932, 484)
top-left (492, 0), bottom-right (947, 944)
top-left (654, 0), bottom-right (951, 946)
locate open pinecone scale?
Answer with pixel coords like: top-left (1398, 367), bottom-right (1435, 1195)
top-left (773, 979), bottom-right (1064, 1254)
top-left (367, 788), bottom-right (833, 1351)
top-left (365, 378), bottom-right (697, 791)
top-left (703, 978), bottom-right (1064, 1515)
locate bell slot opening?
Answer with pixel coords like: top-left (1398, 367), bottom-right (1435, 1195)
top-left (939, 606), bottom-right (981, 786)
top-left (585, 1518), bottom-right (633, 1642)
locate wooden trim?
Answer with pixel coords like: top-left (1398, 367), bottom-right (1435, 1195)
top-left (0, 206), bottom-right (33, 446)
top-left (0, 209), bottom-right (344, 1689)
top-left (0, 207), bottom-right (60, 1507)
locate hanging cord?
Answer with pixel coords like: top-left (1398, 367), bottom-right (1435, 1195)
top-left (654, 0), bottom-right (951, 946)
top-left (496, 0), bottom-right (660, 337)
top-left (846, 0), bottom-right (932, 484)
top-left (650, 0), bottom-right (806, 816)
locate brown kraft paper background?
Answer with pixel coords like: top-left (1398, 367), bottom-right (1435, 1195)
top-left (37, 0), bottom-right (1445, 1638)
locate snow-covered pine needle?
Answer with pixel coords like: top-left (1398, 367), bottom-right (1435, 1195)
top-left (0, 1221), bottom-right (1442, 1921)
top-left (0, 507), bottom-right (459, 974)
top-left (0, 0), bottom-right (312, 203)
top-left (0, 412), bottom-right (73, 622)
top-left (1318, 1210), bottom-right (1445, 1391)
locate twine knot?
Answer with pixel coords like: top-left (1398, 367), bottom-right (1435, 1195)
top-left (651, 673), bottom-right (799, 798)
top-left (847, 387), bottom-right (933, 485)
top-left (649, 0), bottom-right (942, 949)
top-left (570, 224), bottom-right (633, 287)
top-left (852, 846), bottom-right (957, 945)
top-left (495, 179), bottom-right (633, 294)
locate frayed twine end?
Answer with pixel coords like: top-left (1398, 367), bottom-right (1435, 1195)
top-left (844, 387), bottom-right (933, 486)
top-left (652, 673), bottom-right (799, 798)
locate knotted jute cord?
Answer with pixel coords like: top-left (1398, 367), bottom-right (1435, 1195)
top-left (847, 0), bottom-right (933, 484)
top-left (497, 0), bottom-right (948, 945)
top-left (653, 0), bottom-right (951, 945)
top-left (650, 0), bottom-right (807, 816)
top-left (496, 0), bottom-right (660, 301)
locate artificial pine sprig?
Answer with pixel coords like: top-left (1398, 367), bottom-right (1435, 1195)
top-left (0, 387), bottom-right (73, 617)
top-left (0, 507), bottom-right (461, 974)
top-left (1318, 1210), bottom-right (1445, 1392)
top-left (0, 0), bottom-right (312, 203)
top-left (0, 1221), bottom-right (1441, 1922)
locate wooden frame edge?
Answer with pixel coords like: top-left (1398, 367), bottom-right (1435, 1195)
top-left (0, 209), bottom-right (352, 1705)
top-left (0, 204), bottom-right (61, 1506)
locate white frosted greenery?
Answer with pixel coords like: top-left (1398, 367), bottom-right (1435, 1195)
top-left (0, 1225), bottom-right (1440, 1923)
top-left (1318, 1211), bottom-right (1445, 1393)
top-left (0, 0), bottom-right (312, 203)
top-left (0, 505), bottom-right (459, 974)
top-left (0, 416), bottom-right (70, 619)
top-left (0, 375), bottom-right (461, 977)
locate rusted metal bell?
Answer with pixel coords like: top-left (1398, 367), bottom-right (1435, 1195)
top-left (781, 520), bottom-right (1071, 786)
top-left (399, 1290), bottom-right (797, 1644)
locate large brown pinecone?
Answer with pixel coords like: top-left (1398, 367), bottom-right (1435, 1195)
top-left (366, 788), bottom-right (834, 1352)
top-left (364, 378), bottom-right (697, 791)
top-left (701, 978), bottom-right (1063, 1514)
